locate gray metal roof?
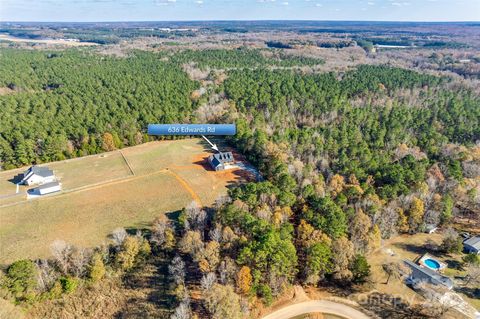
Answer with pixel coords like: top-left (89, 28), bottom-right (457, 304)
top-left (464, 236), bottom-right (480, 249)
top-left (211, 152), bottom-right (234, 164)
top-left (24, 166), bottom-right (54, 178)
top-left (37, 181), bottom-right (60, 190)
top-left (404, 260), bottom-right (453, 289)
top-left (210, 156), bottom-right (222, 168)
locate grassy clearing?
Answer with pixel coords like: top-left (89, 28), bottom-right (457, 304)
top-left (0, 138), bottom-right (243, 265)
top-left (122, 139), bottom-right (209, 175)
top-left (0, 151), bottom-right (132, 206)
top-left (0, 172), bottom-right (191, 264)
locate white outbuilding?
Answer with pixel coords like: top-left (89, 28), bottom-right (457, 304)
top-left (27, 181), bottom-right (62, 196)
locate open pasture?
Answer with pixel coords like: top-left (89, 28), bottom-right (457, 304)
top-left (0, 139), bottom-right (245, 264)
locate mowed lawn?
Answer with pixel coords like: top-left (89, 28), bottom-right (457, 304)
top-left (0, 139), bottom-right (241, 264)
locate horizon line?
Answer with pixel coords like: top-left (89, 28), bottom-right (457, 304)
top-left (2, 19), bottom-right (480, 24)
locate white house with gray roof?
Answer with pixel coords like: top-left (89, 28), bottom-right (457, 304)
top-left (20, 166), bottom-right (56, 186)
top-left (463, 236), bottom-right (480, 255)
top-left (208, 152), bottom-right (235, 171)
top-left (404, 260), bottom-right (454, 290)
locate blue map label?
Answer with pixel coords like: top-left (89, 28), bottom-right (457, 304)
top-left (148, 124), bottom-right (236, 136)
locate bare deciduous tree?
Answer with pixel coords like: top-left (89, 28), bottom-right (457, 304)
top-left (382, 262), bottom-right (408, 284)
top-left (209, 223), bottom-right (222, 242)
top-left (70, 247), bottom-right (92, 278)
top-left (151, 215), bottom-right (170, 245)
top-left (218, 257), bottom-right (238, 285)
top-left (465, 264), bottom-right (480, 287)
top-left (111, 227), bottom-right (127, 246)
top-left (50, 239), bottom-right (72, 275)
top-left (184, 201), bottom-right (207, 233)
top-left (375, 206), bottom-right (399, 239)
top-left (35, 259), bottom-right (58, 292)
top-left (201, 272), bottom-right (217, 292)
top-left (169, 256), bottom-right (186, 286)
top-left (214, 195), bottom-right (231, 211)
top-left (170, 300), bottom-right (192, 319)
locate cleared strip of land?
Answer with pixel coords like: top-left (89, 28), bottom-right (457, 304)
top-left (0, 34), bottom-right (98, 46)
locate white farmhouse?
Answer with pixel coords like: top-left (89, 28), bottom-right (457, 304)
top-left (20, 166), bottom-right (56, 185)
top-left (208, 152), bottom-right (235, 171)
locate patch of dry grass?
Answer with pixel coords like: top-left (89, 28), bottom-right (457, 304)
top-left (0, 139), bottom-right (243, 265)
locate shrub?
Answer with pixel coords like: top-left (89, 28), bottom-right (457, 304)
top-left (256, 284), bottom-right (273, 305)
top-left (463, 253), bottom-right (480, 266)
top-left (351, 255), bottom-right (371, 283)
top-left (60, 277), bottom-right (78, 294)
top-left (5, 260), bottom-right (37, 299)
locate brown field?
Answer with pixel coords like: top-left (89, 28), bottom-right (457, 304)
top-left (0, 139), bottom-right (246, 265)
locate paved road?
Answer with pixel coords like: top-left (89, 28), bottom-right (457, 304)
top-left (261, 300), bottom-right (370, 319)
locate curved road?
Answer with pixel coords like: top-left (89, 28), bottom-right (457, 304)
top-left (261, 300), bottom-right (370, 319)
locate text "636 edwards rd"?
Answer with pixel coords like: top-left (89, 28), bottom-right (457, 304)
top-left (148, 124), bottom-right (236, 136)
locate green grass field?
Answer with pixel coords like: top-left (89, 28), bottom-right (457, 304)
top-left (0, 139), bottom-right (239, 265)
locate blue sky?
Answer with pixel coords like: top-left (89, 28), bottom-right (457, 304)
top-left (0, 0), bottom-right (479, 22)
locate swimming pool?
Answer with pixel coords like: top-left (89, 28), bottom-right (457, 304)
top-left (424, 258), bottom-right (441, 270)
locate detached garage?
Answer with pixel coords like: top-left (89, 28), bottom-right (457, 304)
top-left (28, 181), bottom-right (62, 196)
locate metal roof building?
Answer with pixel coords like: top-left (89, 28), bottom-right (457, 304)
top-left (404, 260), bottom-right (454, 290)
top-left (208, 152), bottom-right (234, 171)
top-left (27, 181), bottom-right (62, 196)
top-left (464, 236), bottom-right (480, 254)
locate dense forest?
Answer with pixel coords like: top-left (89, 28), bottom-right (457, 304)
top-left (0, 49), bottom-right (197, 168)
top-left (0, 48), bottom-right (324, 169)
top-left (1, 47), bottom-right (479, 318)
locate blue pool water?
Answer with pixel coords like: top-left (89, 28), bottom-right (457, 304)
top-left (424, 258), bottom-right (441, 270)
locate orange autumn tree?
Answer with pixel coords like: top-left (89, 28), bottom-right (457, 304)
top-left (236, 266), bottom-right (252, 295)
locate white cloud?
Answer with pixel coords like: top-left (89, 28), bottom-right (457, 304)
top-left (315, 3), bottom-right (322, 6)
top-left (391, 1), bottom-right (410, 6)
top-left (367, 1), bottom-right (375, 5)
top-left (281, 1), bottom-right (289, 5)
top-left (154, 0), bottom-right (175, 5)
